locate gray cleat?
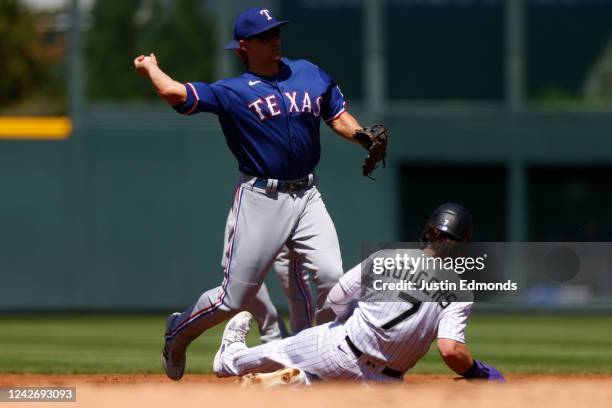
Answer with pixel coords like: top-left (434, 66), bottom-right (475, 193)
top-left (161, 312), bottom-right (186, 381)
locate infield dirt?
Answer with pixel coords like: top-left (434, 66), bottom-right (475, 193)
top-left (1, 374), bottom-right (610, 408)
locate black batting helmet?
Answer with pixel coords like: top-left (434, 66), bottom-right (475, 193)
top-left (421, 203), bottom-right (473, 243)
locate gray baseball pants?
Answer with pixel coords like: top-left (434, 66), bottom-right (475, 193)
top-left (164, 173), bottom-right (343, 354)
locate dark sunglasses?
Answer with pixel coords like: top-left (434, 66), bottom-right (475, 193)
top-left (249, 28), bottom-right (281, 43)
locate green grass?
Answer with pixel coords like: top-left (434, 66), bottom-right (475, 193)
top-left (413, 315), bottom-right (612, 375)
top-left (0, 314), bottom-right (611, 375)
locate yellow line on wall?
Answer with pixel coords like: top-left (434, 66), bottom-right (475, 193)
top-left (0, 117), bottom-right (72, 140)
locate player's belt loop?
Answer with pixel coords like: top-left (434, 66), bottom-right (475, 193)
top-left (267, 178), bottom-right (278, 193)
top-left (307, 173), bottom-right (314, 186)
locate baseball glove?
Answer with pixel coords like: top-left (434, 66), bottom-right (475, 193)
top-left (354, 124), bottom-right (389, 179)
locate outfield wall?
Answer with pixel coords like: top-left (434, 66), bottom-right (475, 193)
top-left (1, 106), bottom-right (612, 311)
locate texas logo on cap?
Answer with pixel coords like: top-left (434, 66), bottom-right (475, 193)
top-left (224, 8), bottom-right (290, 50)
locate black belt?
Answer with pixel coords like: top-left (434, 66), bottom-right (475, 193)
top-left (344, 336), bottom-right (403, 379)
top-left (253, 175), bottom-right (312, 193)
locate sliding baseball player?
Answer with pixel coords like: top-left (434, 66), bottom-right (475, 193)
top-left (213, 203), bottom-right (504, 383)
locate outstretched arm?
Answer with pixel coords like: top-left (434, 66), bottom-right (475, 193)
top-left (437, 338), bottom-right (505, 381)
top-left (326, 111), bottom-right (364, 146)
top-left (437, 338), bottom-right (474, 374)
top-left (133, 53), bottom-right (186, 106)
top-left (327, 111), bottom-right (389, 178)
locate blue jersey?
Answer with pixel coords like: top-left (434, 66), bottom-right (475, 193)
top-left (174, 58), bottom-right (346, 180)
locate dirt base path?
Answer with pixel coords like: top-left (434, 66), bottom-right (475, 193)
top-left (1, 374), bottom-right (610, 408)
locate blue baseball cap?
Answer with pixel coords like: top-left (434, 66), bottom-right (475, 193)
top-left (224, 8), bottom-right (289, 50)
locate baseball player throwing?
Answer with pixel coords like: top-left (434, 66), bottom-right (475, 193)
top-left (133, 7), bottom-right (388, 380)
top-left (213, 203), bottom-right (505, 383)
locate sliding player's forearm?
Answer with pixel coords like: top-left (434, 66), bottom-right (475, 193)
top-left (439, 341), bottom-right (474, 374)
top-left (438, 339), bottom-right (504, 381)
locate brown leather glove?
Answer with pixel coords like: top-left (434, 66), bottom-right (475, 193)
top-left (353, 124), bottom-right (389, 179)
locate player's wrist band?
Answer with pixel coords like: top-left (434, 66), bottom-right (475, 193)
top-left (461, 359), bottom-right (484, 378)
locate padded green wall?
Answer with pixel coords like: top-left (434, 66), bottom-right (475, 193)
top-left (1, 107), bottom-right (611, 311)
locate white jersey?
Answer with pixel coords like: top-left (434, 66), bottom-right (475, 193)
top-left (215, 248), bottom-right (473, 382)
top-left (339, 250), bottom-right (472, 373)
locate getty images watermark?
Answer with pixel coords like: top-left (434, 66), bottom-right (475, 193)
top-left (370, 251), bottom-right (518, 292)
top-left (359, 242), bottom-right (612, 304)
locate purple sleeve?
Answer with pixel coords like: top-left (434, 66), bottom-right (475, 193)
top-left (173, 82), bottom-right (221, 115)
top-left (318, 68), bottom-right (346, 123)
